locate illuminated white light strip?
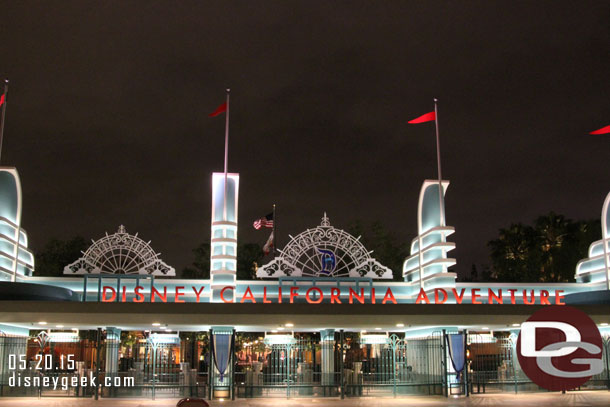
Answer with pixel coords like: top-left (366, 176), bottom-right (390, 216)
top-left (210, 173), bottom-right (239, 302)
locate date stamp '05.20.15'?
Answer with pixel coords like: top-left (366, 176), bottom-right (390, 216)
top-left (6, 354), bottom-right (134, 391)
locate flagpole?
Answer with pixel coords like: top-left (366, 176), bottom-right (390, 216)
top-left (433, 98), bottom-right (445, 227)
top-left (0, 79), bottom-right (9, 165)
top-left (272, 204), bottom-right (277, 257)
top-left (223, 89), bottom-right (230, 220)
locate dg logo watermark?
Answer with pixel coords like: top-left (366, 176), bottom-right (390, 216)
top-left (517, 305), bottom-right (603, 391)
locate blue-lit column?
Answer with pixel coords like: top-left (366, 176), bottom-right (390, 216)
top-left (210, 173), bottom-right (239, 302)
top-left (105, 327), bottom-right (121, 379)
top-left (509, 329), bottom-right (521, 393)
top-left (320, 329), bottom-right (335, 387)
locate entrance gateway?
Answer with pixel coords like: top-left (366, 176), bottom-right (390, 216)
top-left (0, 169), bottom-right (609, 400)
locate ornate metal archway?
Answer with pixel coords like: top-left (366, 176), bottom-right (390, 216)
top-left (63, 225), bottom-right (175, 276)
top-left (257, 214), bottom-right (392, 279)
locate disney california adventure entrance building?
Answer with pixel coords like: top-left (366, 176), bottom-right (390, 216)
top-left (0, 168), bottom-right (609, 400)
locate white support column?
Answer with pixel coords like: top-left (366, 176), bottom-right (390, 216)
top-left (320, 329), bottom-right (335, 386)
top-left (105, 327), bottom-right (121, 377)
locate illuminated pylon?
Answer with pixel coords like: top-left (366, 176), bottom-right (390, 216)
top-left (210, 172), bottom-right (240, 302)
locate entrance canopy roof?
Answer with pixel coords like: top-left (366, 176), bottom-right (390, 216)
top-left (0, 301), bottom-right (607, 333)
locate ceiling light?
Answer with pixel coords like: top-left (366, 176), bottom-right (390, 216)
top-left (271, 330), bottom-right (278, 333)
top-left (285, 323), bottom-right (294, 328)
top-left (482, 327), bottom-right (489, 330)
top-left (277, 327), bottom-right (285, 331)
top-left (396, 323), bottom-right (404, 328)
top-left (56, 325), bottom-right (64, 328)
top-left (38, 322), bottom-right (47, 325)
top-left (152, 323), bottom-right (161, 326)
top-left (375, 327), bottom-right (381, 330)
top-left (512, 323), bottom-right (520, 327)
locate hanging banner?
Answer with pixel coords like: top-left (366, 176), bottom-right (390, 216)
top-left (446, 333), bottom-right (466, 380)
top-left (213, 333), bottom-right (233, 382)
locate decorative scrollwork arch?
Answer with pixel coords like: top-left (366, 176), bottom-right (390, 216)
top-left (63, 225), bottom-right (175, 276)
top-left (257, 214), bottom-right (392, 279)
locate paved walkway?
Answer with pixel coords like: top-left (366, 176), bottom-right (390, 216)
top-left (0, 392), bottom-right (609, 407)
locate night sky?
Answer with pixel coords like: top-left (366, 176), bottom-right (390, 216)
top-left (1, 1), bottom-right (609, 277)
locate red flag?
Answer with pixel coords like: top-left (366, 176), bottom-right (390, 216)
top-left (590, 125), bottom-right (610, 135)
top-left (263, 231), bottom-right (274, 255)
top-left (408, 111), bottom-right (436, 124)
top-left (208, 102), bottom-right (227, 117)
top-left (0, 94), bottom-right (4, 107)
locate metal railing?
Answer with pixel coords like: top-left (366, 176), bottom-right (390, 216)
top-left (2, 331), bottom-right (608, 399)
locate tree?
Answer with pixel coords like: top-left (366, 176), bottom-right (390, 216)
top-left (488, 212), bottom-right (600, 282)
top-left (488, 223), bottom-right (542, 282)
top-left (35, 236), bottom-right (90, 277)
top-left (461, 264), bottom-right (481, 282)
top-left (545, 217), bottom-right (600, 282)
top-left (181, 243), bottom-right (210, 279)
top-left (181, 242), bottom-right (263, 280)
top-left (237, 243), bottom-right (263, 280)
top-left (348, 220), bottom-right (409, 281)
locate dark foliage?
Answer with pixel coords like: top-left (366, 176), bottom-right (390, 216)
top-left (34, 236), bottom-right (90, 277)
top-left (181, 242), bottom-right (263, 280)
top-left (348, 220), bottom-right (409, 281)
top-left (488, 212), bottom-right (600, 282)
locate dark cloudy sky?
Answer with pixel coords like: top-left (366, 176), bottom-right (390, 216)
top-left (1, 1), bottom-right (609, 277)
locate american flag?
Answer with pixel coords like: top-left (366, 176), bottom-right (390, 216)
top-left (253, 212), bottom-right (274, 230)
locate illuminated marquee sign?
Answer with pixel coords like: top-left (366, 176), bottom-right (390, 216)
top-left (98, 284), bottom-right (566, 305)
